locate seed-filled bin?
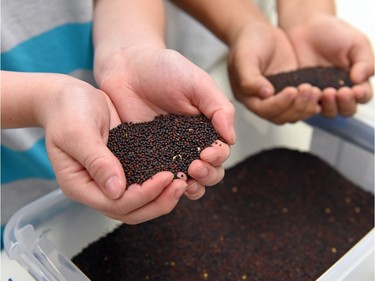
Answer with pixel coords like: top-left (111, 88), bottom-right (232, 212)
top-left (4, 146), bottom-right (374, 281)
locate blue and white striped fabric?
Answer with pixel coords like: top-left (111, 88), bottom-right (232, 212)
top-left (1, 0), bottom-right (94, 227)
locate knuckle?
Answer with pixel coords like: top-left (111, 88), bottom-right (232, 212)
top-left (85, 154), bottom-right (110, 178)
top-left (159, 204), bottom-right (174, 216)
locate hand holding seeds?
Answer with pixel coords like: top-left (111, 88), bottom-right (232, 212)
top-left (279, 13), bottom-right (374, 118)
top-left (108, 114), bottom-right (229, 194)
top-left (96, 47), bottom-right (235, 202)
top-left (227, 21), bottom-right (323, 124)
top-left (2, 72), bottom-right (180, 224)
top-left (197, 0), bottom-right (374, 123)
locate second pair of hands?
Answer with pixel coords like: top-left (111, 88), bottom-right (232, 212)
top-left (228, 15), bottom-right (374, 124)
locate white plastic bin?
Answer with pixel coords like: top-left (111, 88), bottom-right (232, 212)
top-left (3, 189), bottom-right (121, 281)
top-left (3, 181), bottom-right (374, 281)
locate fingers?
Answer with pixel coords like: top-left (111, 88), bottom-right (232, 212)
top-left (295, 85), bottom-right (321, 116)
top-left (345, 35), bottom-right (373, 112)
top-left (320, 88), bottom-right (338, 117)
top-left (210, 107), bottom-right (236, 145)
top-left (104, 173), bottom-right (188, 224)
top-left (188, 159), bottom-right (225, 186)
top-left (321, 87), bottom-right (359, 118)
top-left (85, 149), bottom-right (125, 200)
top-left (229, 61), bottom-right (275, 100)
top-left (352, 82), bottom-right (373, 104)
top-left (190, 71), bottom-right (236, 145)
top-left (243, 87), bottom-right (297, 122)
top-left (188, 139), bottom-right (229, 184)
top-left (184, 179), bottom-right (206, 200)
top-left (348, 36), bottom-right (375, 84)
top-left (63, 169), bottom-right (187, 224)
top-left (182, 140), bottom-right (229, 200)
top-left (63, 127), bottom-right (126, 200)
top-left (336, 87), bottom-right (357, 116)
top-left (199, 140), bottom-right (230, 166)
top-left (275, 84), bottom-right (321, 123)
top-left (184, 157), bottom-right (224, 201)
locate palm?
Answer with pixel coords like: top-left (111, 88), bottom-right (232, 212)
top-left (227, 24), bottom-right (324, 124)
top-left (285, 15), bottom-right (374, 116)
top-left (229, 24), bottom-right (297, 79)
top-left (95, 47), bottom-right (235, 200)
top-left (98, 48), bottom-right (219, 123)
top-left (286, 16), bottom-right (364, 69)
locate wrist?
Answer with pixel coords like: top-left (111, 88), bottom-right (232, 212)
top-left (93, 0), bottom-right (166, 87)
top-left (31, 74), bottom-right (83, 128)
top-left (94, 40), bottom-right (166, 88)
top-left (225, 10), bottom-right (270, 47)
top-left (277, 0), bottom-right (335, 31)
top-left (172, 0), bottom-right (270, 47)
top-left (1, 71), bottom-right (56, 128)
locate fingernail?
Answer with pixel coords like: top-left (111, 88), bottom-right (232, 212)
top-left (356, 91), bottom-right (365, 101)
top-left (174, 185), bottom-right (187, 200)
top-left (230, 127), bottom-right (236, 144)
top-left (260, 86), bottom-right (273, 98)
top-left (187, 182), bottom-right (200, 194)
top-left (195, 166), bottom-right (209, 179)
top-left (104, 176), bottom-right (122, 199)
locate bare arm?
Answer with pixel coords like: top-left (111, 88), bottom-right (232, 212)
top-left (93, 0), bottom-right (166, 86)
top-left (2, 71), bottom-right (51, 128)
top-left (277, 0), bottom-right (335, 30)
top-left (276, 0), bottom-right (373, 117)
top-left (171, 0), bottom-right (269, 46)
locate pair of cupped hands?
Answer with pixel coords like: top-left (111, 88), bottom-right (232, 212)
top-left (47, 16), bottom-right (373, 225)
top-left (44, 47), bottom-right (234, 225)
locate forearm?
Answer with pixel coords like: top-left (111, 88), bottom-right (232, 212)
top-left (171, 0), bottom-right (269, 46)
top-left (1, 71), bottom-right (48, 128)
top-left (1, 71), bottom-right (93, 129)
top-left (277, 0), bottom-right (336, 30)
top-left (93, 0), bottom-right (166, 84)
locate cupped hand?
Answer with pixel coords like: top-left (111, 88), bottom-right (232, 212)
top-left (40, 74), bottom-right (187, 223)
top-left (95, 47), bottom-right (236, 199)
top-left (227, 22), bottom-right (322, 124)
top-left (283, 15), bottom-right (374, 117)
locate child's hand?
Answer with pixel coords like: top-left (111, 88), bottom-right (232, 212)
top-left (1, 71), bottom-right (191, 224)
top-left (282, 14), bottom-right (374, 117)
top-left (95, 47), bottom-right (235, 197)
top-left (227, 22), bottom-right (322, 124)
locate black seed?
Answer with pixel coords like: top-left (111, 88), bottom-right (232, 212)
top-left (266, 66), bottom-right (353, 93)
top-left (107, 114), bottom-right (225, 187)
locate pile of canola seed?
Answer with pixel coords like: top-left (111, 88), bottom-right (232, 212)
top-left (73, 148), bottom-right (374, 280)
top-left (266, 66), bottom-right (353, 93)
top-left (107, 114), bottom-right (225, 187)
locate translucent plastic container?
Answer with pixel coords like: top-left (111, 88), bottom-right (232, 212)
top-left (4, 185), bottom-right (374, 281)
top-left (3, 189), bottom-right (121, 281)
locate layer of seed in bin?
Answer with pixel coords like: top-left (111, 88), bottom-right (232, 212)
top-left (266, 66), bottom-right (353, 93)
top-left (107, 114), bottom-right (225, 187)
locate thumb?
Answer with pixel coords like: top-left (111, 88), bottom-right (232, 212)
top-left (229, 57), bottom-right (274, 100)
top-left (191, 71), bottom-right (236, 145)
top-left (249, 73), bottom-right (275, 98)
top-left (72, 131), bottom-right (126, 200)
